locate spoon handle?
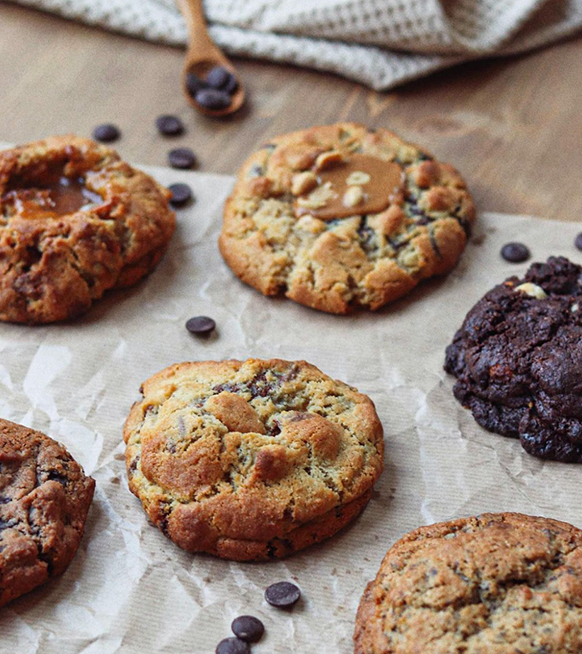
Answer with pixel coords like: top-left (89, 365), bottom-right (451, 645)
top-left (178, 0), bottom-right (215, 52)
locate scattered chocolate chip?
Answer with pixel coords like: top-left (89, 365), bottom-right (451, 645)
top-left (195, 88), bottom-right (232, 110)
top-left (186, 315), bottom-right (215, 335)
top-left (231, 616), bottom-right (264, 643)
top-left (575, 233), bottom-right (582, 251)
top-left (168, 183), bottom-right (193, 207)
top-left (264, 581), bottom-right (301, 608)
top-left (501, 242), bottom-right (530, 263)
top-left (215, 637), bottom-right (250, 654)
top-left (186, 72), bottom-right (208, 97)
top-left (155, 114), bottom-right (184, 136)
top-left (206, 66), bottom-right (231, 89)
top-left (92, 123), bottom-right (120, 143)
top-left (168, 147), bottom-right (196, 170)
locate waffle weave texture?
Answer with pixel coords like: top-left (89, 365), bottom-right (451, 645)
top-left (10, 0), bottom-right (582, 89)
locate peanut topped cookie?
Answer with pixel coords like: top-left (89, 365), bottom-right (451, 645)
top-left (220, 123), bottom-right (475, 314)
top-left (0, 419), bottom-right (95, 607)
top-left (354, 513), bottom-right (582, 654)
top-left (445, 257), bottom-right (582, 462)
top-left (0, 135), bottom-right (175, 324)
top-left (123, 358), bottom-right (384, 561)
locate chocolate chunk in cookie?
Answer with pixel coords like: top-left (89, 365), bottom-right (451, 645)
top-left (220, 122), bottom-right (475, 314)
top-left (445, 256), bottom-right (582, 462)
top-left (354, 513), bottom-right (582, 654)
top-left (0, 419), bottom-right (95, 606)
top-left (123, 358), bottom-right (384, 561)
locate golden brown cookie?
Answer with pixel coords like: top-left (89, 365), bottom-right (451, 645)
top-left (123, 358), bottom-right (384, 561)
top-left (0, 418), bottom-right (95, 606)
top-left (354, 512), bottom-right (582, 654)
top-left (0, 135), bottom-right (175, 324)
top-left (220, 123), bottom-right (475, 314)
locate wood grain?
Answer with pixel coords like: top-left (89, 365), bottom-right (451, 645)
top-left (1, 3), bottom-right (582, 222)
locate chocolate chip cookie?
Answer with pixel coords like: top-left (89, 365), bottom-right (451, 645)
top-left (123, 358), bottom-right (384, 561)
top-left (445, 256), bottom-right (582, 462)
top-left (220, 123), bottom-right (475, 314)
top-left (354, 512), bottom-right (582, 654)
top-left (0, 418), bottom-right (95, 606)
top-left (0, 135), bottom-right (176, 324)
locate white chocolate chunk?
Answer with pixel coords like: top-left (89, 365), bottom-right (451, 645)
top-left (315, 150), bottom-right (345, 171)
top-left (346, 170), bottom-right (371, 186)
top-left (291, 171), bottom-right (318, 196)
top-left (515, 283), bottom-right (547, 299)
top-left (296, 181), bottom-right (335, 209)
top-left (343, 185), bottom-right (365, 208)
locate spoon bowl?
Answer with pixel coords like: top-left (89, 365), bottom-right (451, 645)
top-left (178, 0), bottom-right (245, 117)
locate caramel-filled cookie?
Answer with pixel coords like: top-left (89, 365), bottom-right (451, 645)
top-left (0, 135), bottom-right (175, 324)
top-left (445, 256), bottom-right (582, 462)
top-left (220, 123), bottom-right (475, 314)
top-left (355, 513), bottom-right (582, 654)
top-left (123, 358), bottom-right (384, 561)
top-left (0, 419), bottom-right (95, 606)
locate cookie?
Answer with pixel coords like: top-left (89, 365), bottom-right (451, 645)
top-left (123, 358), bottom-right (384, 561)
top-left (219, 123), bottom-right (475, 314)
top-left (0, 418), bottom-right (95, 606)
top-left (0, 135), bottom-right (176, 324)
top-left (354, 512), bottom-right (582, 654)
top-left (445, 256), bottom-right (582, 462)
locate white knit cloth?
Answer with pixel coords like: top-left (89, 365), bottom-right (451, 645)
top-left (8, 0), bottom-right (582, 89)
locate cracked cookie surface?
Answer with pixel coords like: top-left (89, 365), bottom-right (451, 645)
top-left (219, 123), bottom-right (475, 314)
top-left (445, 257), bottom-right (582, 462)
top-left (0, 418), bottom-right (95, 606)
top-left (123, 358), bottom-right (384, 561)
top-left (354, 512), bottom-right (582, 654)
top-left (0, 135), bottom-right (175, 324)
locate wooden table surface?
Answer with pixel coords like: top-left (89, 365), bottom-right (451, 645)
top-left (1, 2), bottom-right (581, 223)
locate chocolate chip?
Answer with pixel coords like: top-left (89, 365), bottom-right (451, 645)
top-left (223, 75), bottom-right (239, 95)
top-left (575, 233), bottom-right (582, 251)
top-left (186, 72), bottom-right (208, 97)
top-left (231, 616), bottom-right (264, 643)
top-left (215, 638), bottom-right (249, 654)
top-left (195, 88), bottom-right (232, 110)
top-left (155, 114), bottom-right (184, 136)
top-left (206, 66), bottom-right (231, 89)
top-left (168, 147), bottom-right (196, 170)
top-left (92, 124), bottom-right (120, 143)
top-left (168, 183), bottom-right (193, 207)
top-left (501, 242), bottom-right (530, 263)
top-left (264, 581), bottom-right (301, 608)
top-left (186, 315), bottom-right (215, 335)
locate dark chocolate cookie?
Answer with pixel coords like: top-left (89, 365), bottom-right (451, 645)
top-left (0, 418), bottom-right (95, 606)
top-left (445, 256), bottom-right (582, 462)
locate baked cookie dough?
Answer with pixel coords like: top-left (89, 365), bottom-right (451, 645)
top-left (0, 135), bottom-right (175, 324)
top-left (0, 418), bottom-right (95, 606)
top-left (354, 512), bottom-right (582, 654)
top-left (220, 123), bottom-right (475, 314)
top-left (123, 358), bottom-right (384, 561)
top-left (445, 256), bottom-right (582, 462)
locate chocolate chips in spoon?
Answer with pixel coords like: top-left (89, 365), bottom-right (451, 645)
top-left (186, 66), bottom-right (238, 111)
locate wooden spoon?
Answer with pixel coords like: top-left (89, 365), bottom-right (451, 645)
top-left (178, 0), bottom-right (245, 117)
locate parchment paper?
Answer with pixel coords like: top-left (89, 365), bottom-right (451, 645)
top-left (0, 164), bottom-right (581, 654)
